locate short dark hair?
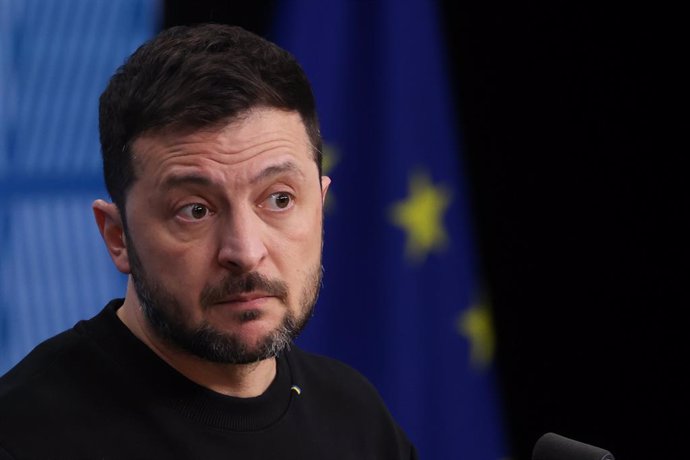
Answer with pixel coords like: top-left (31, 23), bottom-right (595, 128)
top-left (99, 23), bottom-right (322, 215)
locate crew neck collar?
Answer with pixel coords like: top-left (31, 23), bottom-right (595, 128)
top-left (81, 299), bottom-right (295, 432)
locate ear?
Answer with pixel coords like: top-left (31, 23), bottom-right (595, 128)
top-left (320, 176), bottom-right (331, 205)
top-left (92, 199), bottom-right (130, 274)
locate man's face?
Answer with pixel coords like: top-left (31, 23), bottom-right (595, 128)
top-left (122, 108), bottom-right (329, 364)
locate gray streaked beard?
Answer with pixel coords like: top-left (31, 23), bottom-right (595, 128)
top-left (126, 233), bottom-right (322, 364)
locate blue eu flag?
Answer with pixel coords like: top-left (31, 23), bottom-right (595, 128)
top-left (273, 1), bottom-right (507, 458)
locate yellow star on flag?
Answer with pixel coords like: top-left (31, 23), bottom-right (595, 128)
top-left (457, 302), bottom-right (495, 370)
top-left (389, 171), bottom-right (451, 262)
top-left (321, 143), bottom-right (339, 212)
top-left (322, 143), bottom-right (339, 176)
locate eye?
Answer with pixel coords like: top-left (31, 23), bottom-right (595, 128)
top-left (261, 192), bottom-right (294, 211)
top-left (178, 203), bottom-right (211, 220)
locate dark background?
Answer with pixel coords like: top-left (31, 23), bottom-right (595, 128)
top-left (164, 2), bottom-right (679, 459)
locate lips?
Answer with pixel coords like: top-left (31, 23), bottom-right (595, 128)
top-left (199, 272), bottom-right (289, 310)
top-left (216, 292), bottom-right (274, 305)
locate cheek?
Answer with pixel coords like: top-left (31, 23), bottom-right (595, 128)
top-left (278, 207), bottom-right (322, 254)
top-left (131, 228), bottom-right (216, 294)
top-left (272, 211), bottom-right (323, 285)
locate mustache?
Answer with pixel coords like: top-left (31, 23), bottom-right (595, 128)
top-left (199, 272), bottom-right (289, 308)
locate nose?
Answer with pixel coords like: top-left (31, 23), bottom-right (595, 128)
top-left (216, 207), bottom-right (268, 273)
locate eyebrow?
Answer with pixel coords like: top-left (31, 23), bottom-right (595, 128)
top-left (160, 173), bottom-right (215, 192)
top-left (249, 161), bottom-right (305, 184)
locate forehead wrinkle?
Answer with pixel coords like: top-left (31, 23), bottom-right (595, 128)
top-left (131, 109), bottom-right (314, 185)
top-left (145, 135), bottom-right (307, 171)
top-left (218, 137), bottom-right (309, 163)
top-left (154, 157), bottom-right (306, 194)
top-left (134, 108), bottom-right (310, 159)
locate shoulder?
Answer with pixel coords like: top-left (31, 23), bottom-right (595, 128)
top-left (0, 303), bottom-right (128, 455)
top-left (0, 320), bottom-right (98, 410)
top-left (0, 326), bottom-right (83, 391)
top-left (0, 326), bottom-right (87, 454)
top-left (0, 299), bottom-right (116, 392)
top-left (0, 302), bottom-right (119, 410)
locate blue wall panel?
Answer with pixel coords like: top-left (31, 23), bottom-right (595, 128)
top-left (0, 0), bottom-right (160, 373)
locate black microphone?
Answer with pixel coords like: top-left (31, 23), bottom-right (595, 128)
top-left (533, 432), bottom-right (615, 460)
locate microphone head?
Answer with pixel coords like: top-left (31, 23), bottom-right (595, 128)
top-left (533, 432), bottom-right (615, 460)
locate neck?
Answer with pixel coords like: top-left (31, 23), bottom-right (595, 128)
top-left (117, 283), bottom-right (277, 398)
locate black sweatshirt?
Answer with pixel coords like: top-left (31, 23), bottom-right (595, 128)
top-left (0, 300), bottom-right (416, 460)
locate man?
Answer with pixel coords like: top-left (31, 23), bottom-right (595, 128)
top-left (0, 24), bottom-right (416, 459)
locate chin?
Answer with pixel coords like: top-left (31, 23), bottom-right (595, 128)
top-left (232, 319), bottom-right (281, 344)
